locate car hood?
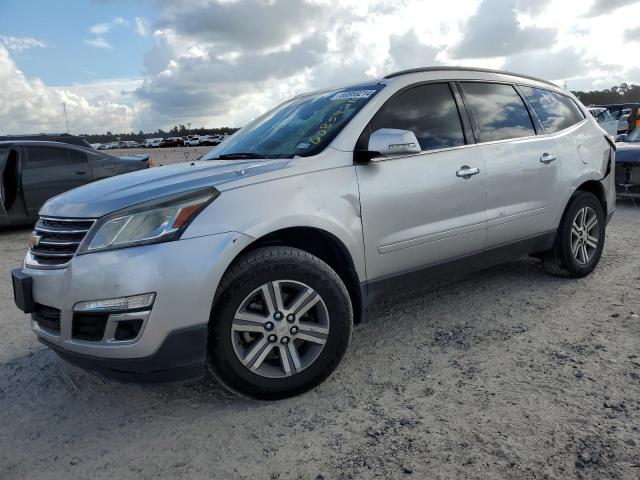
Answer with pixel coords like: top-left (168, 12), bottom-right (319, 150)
top-left (615, 142), bottom-right (640, 164)
top-left (41, 159), bottom-right (290, 218)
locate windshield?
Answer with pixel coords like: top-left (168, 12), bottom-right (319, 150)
top-left (626, 128), bottom-right (640, 142)
top-left (203, 84), bottom-right (384, 160)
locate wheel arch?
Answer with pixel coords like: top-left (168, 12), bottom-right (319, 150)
top-left (222, 226), bottom-right (364, 324)
top-left (576, 180), bottom-right (607, 213)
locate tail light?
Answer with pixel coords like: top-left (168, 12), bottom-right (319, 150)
top-left (146, 158), bottom-right (156, 168)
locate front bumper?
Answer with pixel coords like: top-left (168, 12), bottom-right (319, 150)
top-left (39, 324), bottom-right (208, 383)
top-left (14, 231), bottom-right (254, 382)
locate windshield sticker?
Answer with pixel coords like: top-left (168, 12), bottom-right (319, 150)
top-left (296, 142), bottom-right (311, 149)
top-left (330, 89), bottom-right (377, 101)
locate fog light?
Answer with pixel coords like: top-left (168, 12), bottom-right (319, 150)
top-left (74, 293), bottom-right (155, 312)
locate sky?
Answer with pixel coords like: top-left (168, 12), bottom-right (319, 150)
top-left (1, 0), bottom-right (640, 135)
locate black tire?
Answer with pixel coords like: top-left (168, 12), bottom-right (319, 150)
top-left (207, 246), bottom-right (353, 400)
top-left (542, 191), bottom-right (605, 277)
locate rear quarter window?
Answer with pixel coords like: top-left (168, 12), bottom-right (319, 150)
top-left (520, 86), bottom-right (585, 134)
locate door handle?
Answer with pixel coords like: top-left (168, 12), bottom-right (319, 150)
top-left (75, 171), bottom-right (87, 175)
top-left (540, 153), bottom-right (557, 164)
top-left (456, 165), bottom-right (480, 178)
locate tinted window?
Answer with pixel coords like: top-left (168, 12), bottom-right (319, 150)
top-left (520, 86), bottom-right (584, 134)
top-left (26, 147), bottom-right (71, 168)
top-left (68, 150), bottom-right (87, 164)
top-left (369, 83), bottom-right (465, 151)
top-left (461, 82), bottom-right (535, 142)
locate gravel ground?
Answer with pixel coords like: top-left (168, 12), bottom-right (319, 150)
top-left (112, 146), bottom-right (215, 165)
top-left (1, 193), bottom-right (639, 479)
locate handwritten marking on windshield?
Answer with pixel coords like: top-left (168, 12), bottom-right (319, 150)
top-left (309, 99), bottom-right (357, 145)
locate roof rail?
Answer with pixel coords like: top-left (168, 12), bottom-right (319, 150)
top-left (383, 66), bottom-right (558, 88)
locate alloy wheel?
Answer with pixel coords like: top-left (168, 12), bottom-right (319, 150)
top-left (231, 280), bottom-right (330, 378)
top-left (571, 206), bottom-right (599, 265)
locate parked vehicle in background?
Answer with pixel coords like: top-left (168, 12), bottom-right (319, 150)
top-left (12, 67), bottom-right (615, 399)
top-left (143, 138), bottom-right (163, 148)
top-left (90, 143), bottom-right (103, 150)
top-left (588, 107), bottom-right (618, 136)
top-left (0, 134), bottom-right (93, 149)
top-left (159, 137), bottom-right (184, 148)
top-left (614, 127), bottom-right (640, 198)
top-left (0, 140), bottom-right (153, 227)
top-left (597, 104), bottom-right (640, 134)
top-left (184, 135), bottom-right (201, 146)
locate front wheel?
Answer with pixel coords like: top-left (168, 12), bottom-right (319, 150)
top-left (543, 191), bottom-right (605, 277)
top-left (207, 247), bottom-right (353, 399)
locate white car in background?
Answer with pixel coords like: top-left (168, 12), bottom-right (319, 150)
top-left (184, 135), bottom-right (201, 146)
top-left (143, 138), bottom-right (163, 148)
top-left (588, 107), bottom-right (618, 136)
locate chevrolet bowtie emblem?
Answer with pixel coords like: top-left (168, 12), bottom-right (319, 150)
top-left (28, 232), bottom-right (41, 249)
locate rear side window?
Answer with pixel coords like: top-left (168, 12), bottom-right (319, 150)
top-left (369, 83), bottom-right (466, 151)
top-left (461, 82), bottom-right (536, 142)
top-left (68, 150), bottom-right (87, 164)
top-left (520, 86), bottom-right (584, 134)
top-left (26, 147), bottom-right (70, 168)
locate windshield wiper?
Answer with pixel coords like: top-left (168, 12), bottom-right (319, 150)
top-left (216, 152), bottom-right (265, 159)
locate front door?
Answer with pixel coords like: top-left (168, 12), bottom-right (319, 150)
top-left (356, 82), bottom-right (487, 284)
top-left (22, 146), bottom-right (91, 217)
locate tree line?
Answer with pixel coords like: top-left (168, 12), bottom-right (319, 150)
top-left (80, 125), bottom-right (239, 144)
top-left (572, 83), bottom-right (640, 105)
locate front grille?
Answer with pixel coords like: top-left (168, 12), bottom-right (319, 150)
top-left (32, 304), bottom-right (61, 334)
top-left (28, 217), bottom-right (95, 268)
top-left (72, 313), bottom-right (108, 341)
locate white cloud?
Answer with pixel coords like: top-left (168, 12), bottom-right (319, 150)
top-left (584, 0), bottom-right (638, 17)
top-left (0, 35), bottom-right (46, 52)
top-left (85, 17), bottom-right (129, 49)
top-left (5, 0), bottom-right (640, 134)
top-left (0, 46), bottom-right (135, 135)
top-left (89, 22), bottom-right (112, 35)
top-left (84, 36), bottom-right (112, 49)
top-left (135, 17), bottom-right (149, 36)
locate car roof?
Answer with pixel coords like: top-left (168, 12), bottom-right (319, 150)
top-left (291, 65), bottom-right (564, 103)
top-left (0, 140), bottom-right (100, 153)
top-left (0, 134), bottom-right (92, 148)
top-left (382, 66), bottom-right (558, 87)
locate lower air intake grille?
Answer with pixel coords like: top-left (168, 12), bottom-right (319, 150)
top-left (72, 313), bottom-right (108, 342)
top-left (32, 304), bottom-right (61, 334)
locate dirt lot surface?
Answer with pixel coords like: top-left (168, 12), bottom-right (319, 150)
top-left (1, 191), bottom-right (639, 479)
top-left (112, 146), bottom-right (215, 165)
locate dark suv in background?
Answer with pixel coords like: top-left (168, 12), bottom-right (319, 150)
top-left (0, 139), bottom-right (152, 227)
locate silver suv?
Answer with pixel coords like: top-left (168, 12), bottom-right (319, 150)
top-left (11, 67), bottom-right (615, 399)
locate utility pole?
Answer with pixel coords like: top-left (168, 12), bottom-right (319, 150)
top-left (187, 122), bottom-right (191, 134)
top-left (62, 102), bottom-right (69, 133)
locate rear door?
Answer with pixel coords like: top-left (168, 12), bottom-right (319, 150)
top-left (356, 82), bottom-right (487, 283)
top-left (22, 145), bottom-right (91, 217)
top-left (459, 82), bottom-right (561, 248)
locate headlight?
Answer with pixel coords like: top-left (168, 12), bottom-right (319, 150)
top-left (78, 188), bottom-right (219, 254)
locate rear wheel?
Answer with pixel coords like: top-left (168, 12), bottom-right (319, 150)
top-left (543, 191), bottom-right (605, 277)
top-left (207, 246), bottom-right (353, 399)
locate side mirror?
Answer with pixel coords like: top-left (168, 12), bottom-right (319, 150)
top-left (616, 134), bottom-right (627, 142)
top-left (355, 128), bottom-right (421, 162)
top-left (368, 128), bottom-right (421, 157)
